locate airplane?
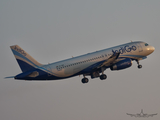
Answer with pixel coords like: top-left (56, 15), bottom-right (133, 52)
top-left (7, 41), bottom-right (155, 83)
top-left (127, 109), bottom-right (157, 117)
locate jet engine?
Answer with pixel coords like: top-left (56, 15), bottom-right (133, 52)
top-left (110, 58), bottom-right (132, 70)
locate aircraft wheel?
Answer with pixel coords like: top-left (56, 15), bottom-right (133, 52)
top-left (81, 78), bottom-right (89, 84)
top-left (100, 74), bottom-right (107, 80)
top-left (138, 65), bottom-right (142, 69)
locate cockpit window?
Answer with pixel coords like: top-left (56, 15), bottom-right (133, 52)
top-left (145, 43), bottom-right (149, 46)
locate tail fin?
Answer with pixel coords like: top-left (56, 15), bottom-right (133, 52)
top-left (10, 45), bottom-right (42, 72)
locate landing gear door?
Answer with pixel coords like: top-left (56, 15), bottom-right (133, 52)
top-left (136, 43), bottom-right (143, 52)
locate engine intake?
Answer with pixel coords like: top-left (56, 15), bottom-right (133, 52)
top-left (110, 58), bottom-right (132, 70)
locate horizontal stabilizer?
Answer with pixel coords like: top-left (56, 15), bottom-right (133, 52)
top-left (4, 76), bottom-right (15, 79)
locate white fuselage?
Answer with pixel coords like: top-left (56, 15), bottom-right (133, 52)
top-left (42, 41), bottom-right (154, 78)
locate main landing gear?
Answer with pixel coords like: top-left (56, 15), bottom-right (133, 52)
top-left (81, 73), bottom-right (107, 84)
top-left (81, 77), bottom-right (89, 84)
top-left (100, 74), bottom-right (107, 80)
top-left (100, 67), bottom-right (107, 80)
top-left (136, 60), bottom-right (142, 69)
top-left (81, 75), bottom-right (89, 84)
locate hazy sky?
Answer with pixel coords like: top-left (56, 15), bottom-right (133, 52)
top-left (0, 0), bottom-right (160, 120)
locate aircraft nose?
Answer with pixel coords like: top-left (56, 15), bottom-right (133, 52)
top-left (150, 46), bottom-right (155, 52)
top-left (147, 46), bottom-right (155, 53)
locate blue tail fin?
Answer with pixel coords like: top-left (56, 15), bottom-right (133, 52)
top-left (10, 45), bottom-right (42, 72)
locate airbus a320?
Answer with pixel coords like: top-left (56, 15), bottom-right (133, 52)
top-left (7, 41), bottom-right (155, 83)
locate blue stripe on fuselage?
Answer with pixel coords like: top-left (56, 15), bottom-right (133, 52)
top-left (19, 60), bottom-right (106, 80)
top-left (16, 53), bottom-right (146, 80)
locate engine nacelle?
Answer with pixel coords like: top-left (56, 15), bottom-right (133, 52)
top-left (110, 58), bottom-right (132, 70)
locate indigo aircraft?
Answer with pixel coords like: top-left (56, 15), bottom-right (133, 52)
top-left (8, 41), bottom-right (154, 83)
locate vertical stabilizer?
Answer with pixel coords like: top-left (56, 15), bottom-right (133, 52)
top-left (141, 109), bottom-right (143, 114)
top-left (10, 45), bottom-right (42, 72)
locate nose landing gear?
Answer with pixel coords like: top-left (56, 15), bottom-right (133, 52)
top-left (138, 65), bottom-right (142, 69)
top-left (136, 60), bottom-right (142, 69)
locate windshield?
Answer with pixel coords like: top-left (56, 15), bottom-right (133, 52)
top-left (145, 43), bottom-right (149, 46)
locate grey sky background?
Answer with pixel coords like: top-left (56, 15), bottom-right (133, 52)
top-left (0, 0), bottom-right (160, 120)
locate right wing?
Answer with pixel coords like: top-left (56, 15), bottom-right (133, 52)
top-left (126, 113), bottom-right (137, 117)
